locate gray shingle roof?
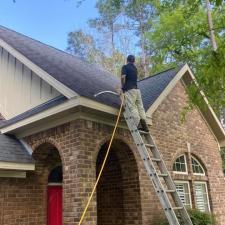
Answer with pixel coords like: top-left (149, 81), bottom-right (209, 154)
top-left (0, 25), bottom-right (181, 127)
top-left (0, 134), bottom-right (33, 163)
top-left (0, 25), bottom-right (120, 107)
top-left (139, 66), bottom-right (182, 110)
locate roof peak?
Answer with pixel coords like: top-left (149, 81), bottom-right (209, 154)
top-left (138, 66), bottom-right (180, 82)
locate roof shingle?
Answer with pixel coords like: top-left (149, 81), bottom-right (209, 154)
top-left (0, 25), bottom-right (181, 126)
top-left (0, 134), bottom-right (33, 163)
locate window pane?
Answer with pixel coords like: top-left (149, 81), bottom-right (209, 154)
top-left (194, 182), bottom-right (210, 212)
top-left (173, 155), bottom-right (187, 173)
top-left (175, 182), bottom-right (191, 208)
top-left (192, 157), bottom-right (204, 175)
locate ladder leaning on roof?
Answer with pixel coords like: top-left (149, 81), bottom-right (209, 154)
top-left (94, 90), bottom-right (193, 225)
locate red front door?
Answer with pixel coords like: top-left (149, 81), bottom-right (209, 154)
top-left (47, 186), bottom-right (62, 225)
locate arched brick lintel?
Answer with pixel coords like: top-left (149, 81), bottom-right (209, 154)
top-left (29, 137), bottom-right (65, 169)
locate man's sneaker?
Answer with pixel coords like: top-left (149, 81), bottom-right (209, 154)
top-left (140, 119), bottom-right (149, 132)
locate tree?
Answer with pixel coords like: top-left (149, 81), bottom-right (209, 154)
top-left (88, 0), bottom-right (122, 52)
top-left (147, 1), bottom-right (225, 113)
top-left (123, 0), bottom-right (156, 77)
top-left (67, 29), bottom-right (126, 76)
top-left (67, 30), bottom-right (98, 60)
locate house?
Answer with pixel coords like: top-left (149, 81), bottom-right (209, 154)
top-left (0, 25), bottom-right (224, 225)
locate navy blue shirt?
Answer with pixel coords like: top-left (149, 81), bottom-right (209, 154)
top-left (121, 63), bottom-right (138, 92)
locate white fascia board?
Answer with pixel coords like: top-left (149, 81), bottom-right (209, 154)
top-left (79, 97), bottom-right (118, 115)
top-left (0, 96), bottom-right (118, 134)
top-left (0, 39), bottom-right (77, 99)
top-left (146, 63), bottom-right (225, 146)
top-left (147, 64), bottom-right (189, 116)
top-left (0, 161), bottom-right (35, 171)
top-left (186, 66), bottom-right (225, 141)
top-left (0, 170), bottom-right (27, 178)
top-left (0, 96), bottom-right (81, 133)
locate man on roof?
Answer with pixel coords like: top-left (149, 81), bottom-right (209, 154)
top-left (121, 55), bottom-right (149, 132)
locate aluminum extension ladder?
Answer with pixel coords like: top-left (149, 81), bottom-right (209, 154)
top-left (123, 103), bottom-right (193, 225)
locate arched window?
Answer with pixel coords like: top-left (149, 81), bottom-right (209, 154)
top-left (191, 156), bottom-right (205, 175)
top-left (173, 155), bottom-right (187, 174)
top-left (48, 165), bottom-right (62, 183)
top-left (173, 154), bottom-right (210, 212)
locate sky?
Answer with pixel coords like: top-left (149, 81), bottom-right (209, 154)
top-left (0, 0), bottom-right (98, 51)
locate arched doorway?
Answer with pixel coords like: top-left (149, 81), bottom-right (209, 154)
top-left (32, 142), bottom-right (63, 225)
top-left (96, 139), bottom-right (142, 225)
top-left (48, 166), bottom-right (62, 225)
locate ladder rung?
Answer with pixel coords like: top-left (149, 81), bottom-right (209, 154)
top-left (145, 143), bottom-right (154, 148)
top-left (151, 158), bottom-right (161, 162)
top-left (165, 189), bottom-right (176, 193)
top-left (173, 206), bottom-right (184, 210)
top-left (158, 173), bottom-right (168, 177)
top-left (139, 130), bottom-right (149, 135)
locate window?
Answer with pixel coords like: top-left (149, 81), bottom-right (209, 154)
top-left (175, 181), bottom-right (191, 208)
top-left (191, 157), bottom-right (205, 175)
top-left (173, 155), bottom-right (187, 173)
top-left (194, 182), bottom-right (210, 212)
top-left (173, 154), bottom-right (210, 212)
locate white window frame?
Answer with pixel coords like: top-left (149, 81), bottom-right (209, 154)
top-left (173, 154), bottom-right (188, 175)
top-left (193, 181), bottom-right (210, 212)
top-left (191, 156), bottom-right (205, 176)
top-left (174, 180), bottom-right (192, 208)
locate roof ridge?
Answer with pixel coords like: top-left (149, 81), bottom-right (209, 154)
top-left (138, 66), bottom-right (177, 82)
top-left (0, 25), bottom-right (117, 77)
top-left (0, 25), bottom-right (90, 63)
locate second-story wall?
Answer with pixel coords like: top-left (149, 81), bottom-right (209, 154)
top-left (0, 47), bottom-right (60, 119)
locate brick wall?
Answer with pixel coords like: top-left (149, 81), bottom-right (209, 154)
top-left (150, 81), bottom-right (225, 224)
top-left (0, 79), bottom-right (225, 225)
top-left (0, 142), bottom-right (62, 225)
top-left (25, 120), bottom-right (147, 225)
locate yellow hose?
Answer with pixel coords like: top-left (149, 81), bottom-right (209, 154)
top-left (78, 94), bottom-right (124, 225)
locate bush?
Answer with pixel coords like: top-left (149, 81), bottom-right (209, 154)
top-left (156, 209), bottom-right (217, 225)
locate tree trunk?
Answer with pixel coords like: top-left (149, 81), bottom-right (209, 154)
top-left (111, 22), bottom-right (115, 53)
top-left (206, 0), bottom-right (218, 51)
top-left (140, 21), bottom-right (148, 78)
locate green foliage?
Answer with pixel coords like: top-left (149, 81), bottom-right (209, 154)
top-left (156, 209), bottom-right (217, 225)
top-left (72, 0), bottom-right (225, 113)
top-left (147, 1), bottom-right (225, 113)
top-left (220, 148), bottom-right (225, 173)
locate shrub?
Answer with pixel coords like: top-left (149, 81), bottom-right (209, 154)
top-left (156, 209), bottom-right (217, 225)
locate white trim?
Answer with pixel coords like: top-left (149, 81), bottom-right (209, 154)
top-left (193, 181), bottom-right (211, 212)
top-left (0, 97), bottom-right (80, 133)
top-left (48, 183), bottom-right (62, 186)
top-left (19, 139), bottom-right (33, 155)
top-left (0, 170), bottom-right (26, 178)
top-left (186, 66), bottom-right (225, 142)
top-left (0, 39), bottom-right (77, 98)
top-left (0, 161), bottom-right (35, 171)
top-left (174, 180), bottom-right (192, 208)
top-left (146, 64), bottom-right (225, 147)
top-left (147, 64), bottom-right (189, 116)
top-left (79, 97), bottom-right (118, 115)
top-left (173, 154), bottom-right (188, 175)
top-left (191, 156), bottom-right (205, 176)
top-left (0, 96), bottom-right (119, 134)
top-left (15, 111), bottom-right (128, 138)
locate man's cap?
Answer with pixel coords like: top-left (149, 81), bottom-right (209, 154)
top-left (127, 55), bottom-right (135, 63)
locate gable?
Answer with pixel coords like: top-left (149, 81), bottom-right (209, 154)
top-left (147, 64), bottom-right (225, 147)
top-left (152, 80), bottom-right (219, 148)
top-left (0, 47), bottom-right (61, 119)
